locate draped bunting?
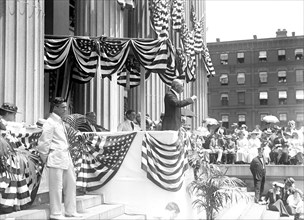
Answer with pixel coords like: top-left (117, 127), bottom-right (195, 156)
top-left (44, 37), bottom-right (178, 86)
top-left (44, 36), bottom-right (99, 83)
top-left (0, 131), bottom-right (43, 214)
top-left (141, 131), bottom-right (189, 192)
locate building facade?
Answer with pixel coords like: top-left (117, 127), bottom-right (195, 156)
top-left (207, 29), bottom-right (304, 130)
top-left (1, 0), bottom-right (209, 131)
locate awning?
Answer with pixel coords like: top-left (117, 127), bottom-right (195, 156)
top-left (259, 51), bottom-right (267, 58)
top-left (221, 93), bottom-right (229, 100)
top-left (237, 52), bottom-right (244, 58)
top-left (278, 91), bottom-right (287, 98)
top-left (259, 91), bottom-right (268, 99)
top-left (295, 49), bottom-right (303, 55)
top-left (220, 53), bottom-right (228, 60)
top-left (278, 70), bottom-right (287, 77)
top-left (296, 90), bottom-right (304, 99)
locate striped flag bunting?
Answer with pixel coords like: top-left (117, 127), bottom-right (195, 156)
top-left (172, 0), bottom-right (184, 31)
top-left (202, 44), bottom-right (216, 78)
top-left (70, 132), bottom-right (137, 192)
top-left (44, 36), bottom-right (99, 83)
top-left (117, 57), bottom-right (142, 88)
top-left (0, 132), bottom-right (44, 214)
top-left (149, 0), bottom-right (170, 40)
top-left (141, 131), bottom-right (189, 192)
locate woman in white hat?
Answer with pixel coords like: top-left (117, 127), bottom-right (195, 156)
top-left (248, 130), bottom-right (261, 162)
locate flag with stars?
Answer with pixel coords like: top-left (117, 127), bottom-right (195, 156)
top-left (73, 132), bottom-right (137, 191)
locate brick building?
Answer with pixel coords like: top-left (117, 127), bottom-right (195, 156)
top-left (207, 29), bottom-right (304, 131)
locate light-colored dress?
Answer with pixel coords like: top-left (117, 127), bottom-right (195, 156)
top-left (236, 137), bottom-right (250, 163)
top-left (248, 137), bottom-right (261, 162)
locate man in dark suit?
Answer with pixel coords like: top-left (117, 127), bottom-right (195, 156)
top-left (250, 147), bottom-right (266, 203)
top-left (162, 79), bottom-right (197, 131)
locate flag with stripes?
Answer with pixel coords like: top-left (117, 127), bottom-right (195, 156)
top-left (117, 57), bottom-right (142, 88)
top-left (202, 44), bottom-right (216, 78)
top-left (0, 132), bottom-right (44, 214)
top-left (44, 36), bottom-right (99, 83)
top-left (141, 131), bottom-right (189, 192)
top-left (149, 0), bottom-right (170, 40)
top-left (70, 132), bottom-right (136, 191)
top-left (172, 0), bottom-right (184, 31)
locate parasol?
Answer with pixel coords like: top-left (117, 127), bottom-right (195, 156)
top-left (262, 115), bottom-right (279, 123)
top-left (181, 108), bottom-right (195, 117)
top-left (203, 117), bottom-right (218, 125)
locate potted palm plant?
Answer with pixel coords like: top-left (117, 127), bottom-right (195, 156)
top-left (187, 161), bottom-right (250, 220)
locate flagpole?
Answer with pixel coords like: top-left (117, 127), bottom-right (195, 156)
top-left (140, 65), bottom-right (146, 131)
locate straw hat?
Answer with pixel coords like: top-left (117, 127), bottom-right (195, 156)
top-left (0, 103), bottom-right (19, 113)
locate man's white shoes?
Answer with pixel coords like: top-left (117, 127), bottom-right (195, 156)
top-left (65, 212), bottom-right (83, 218)
top-left (49, 215), bottom-right (66, 220)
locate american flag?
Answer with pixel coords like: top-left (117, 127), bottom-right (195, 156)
top-left (141, 131), bottom-right (189, 192)
top-left (73, 132), bottom-right (136, 191)
top-left (0, 131), bottom-right (44, 214)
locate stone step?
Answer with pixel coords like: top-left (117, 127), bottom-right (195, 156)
top-left (238, 203), bottom-right (266, 220)
top-left (217, 191), bottom-right (254, 220)
top-left (0, 195), bottom-right (119, 220)
top-left (261, 208), bottom-right (281, 220)
top-left (113, 213), bottom-right (146, 220)
top-left (76, 194), bottom-right (104, 213)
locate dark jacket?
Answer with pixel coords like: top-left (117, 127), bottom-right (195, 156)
top-left (250, 156), bottom-right (266, 180)
top-left (162, 90), bottom-right (193, 131)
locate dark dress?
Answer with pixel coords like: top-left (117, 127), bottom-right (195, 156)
top-left (161, 90), bottom-right (193, 131)
top-left (265, 189), bottom-right (289, 216)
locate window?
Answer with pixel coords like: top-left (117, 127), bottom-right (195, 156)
top-left (296, 113), bottom-right (304, 122)
top-left (278, 70), bottom-right (287, 83)
top-left (238, 114), bottom-right (246, 126)
top-left (237, 73), bottom-right (245, 84)
top-left (278, 49), bottom-right (286, 61)
top-left (296, 70), bottom-right (304, 82)
top-left (221, 115), bottom-right (229, 128)
top-left (296, 90), bottom-right (304, 104)
top-left (220, 74), bottom-right (229, 85)
top-left (259, 71), bottom-right (268, 83)
top-left (295, 49), bottom-right (303, 60)
top-left (259, 91), bottom-right (268, 105)
top-left (278, 91), bottom-right (287, 105)
top-left (259, 51), bottom-right (267, 62)
top-left (279, 113), bottom-right (287, 122)
top-left (238, 92), bottom-right (245, 104)
top-left (221, 93), bottom-right (229, 106)
top-left (237, 52), bottom-right (245, 63)
top-left (220, 53), bottom-right (228, 65)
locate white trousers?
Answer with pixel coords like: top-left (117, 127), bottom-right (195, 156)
top-left (48, 161), bottom-right (77, 216)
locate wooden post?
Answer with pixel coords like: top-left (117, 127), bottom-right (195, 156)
top-left (140, 65), bottom-right (146, 131)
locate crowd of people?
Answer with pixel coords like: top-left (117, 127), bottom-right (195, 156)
top-left (187, 120), bottom-right (304, 166)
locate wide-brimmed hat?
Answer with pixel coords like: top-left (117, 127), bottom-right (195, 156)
top-left (225, 134), bottom-right (232, 139)
top-left (36, 118), bottom-right (46, 128)
top-left (0, 103), bottom-right (19, 113)
top-left (241, 124), bottom-right (247, 129)
top-left (250, 130), bottom-right (260, 135)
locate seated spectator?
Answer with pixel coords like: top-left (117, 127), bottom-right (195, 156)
top-left (285, 188), bottom-right (304, 219)
top-left (270, 129), bottom-right (288, 164)
top-left (288, 132), bottom-right (303, 165)
top-left (282, 177), bottom-right (296, 206)
top-left (223, 135), bottom-right (236, 164)
top-left (155, 113), bottom-right (164, 131)
top-left (117, 110), bottom-right (141, 131)
top-left (240, 124), bottom-right (249, 138)
top-left (236, 130), bottom-right (250, 164)
top-left (85, 112), bottom-right (109, 131)
top-left (209, 133), bottom-right (224, 164)
top-left (265, 182), bottom-right (289, 217)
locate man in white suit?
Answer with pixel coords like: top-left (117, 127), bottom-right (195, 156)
top-left (38, 97), bottom-right (81, 220)
top-left (117, 109), bottom-right (141, 131)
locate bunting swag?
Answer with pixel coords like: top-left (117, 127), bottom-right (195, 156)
top-left (70, 132), bottom-right (136, 192)
top-left (44, 36), bottom-right (99, 83)
top-left (0, 131), bottom-right (44, 214)
top-left (141, 132), bottom-right (188, 192)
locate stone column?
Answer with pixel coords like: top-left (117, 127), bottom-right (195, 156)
top-left (0, 0), bottom-right (45, 124)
